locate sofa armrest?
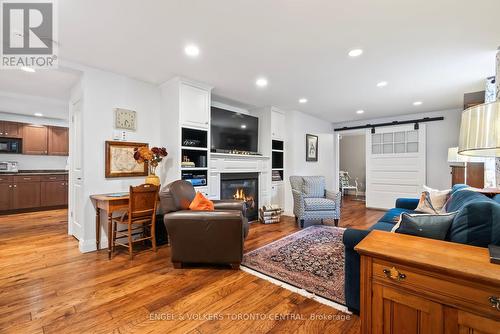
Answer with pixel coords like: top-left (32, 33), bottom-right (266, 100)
top-left (343, 228), bottom-right (371, 249)
top-left (343, 228), bottom-right (372, 313)
top-left (164, 210), bottom-right (244, 263)
top-left (395, 198), bottom-right (419, 210)
top-left (213, 199), bottom-right (245, 212)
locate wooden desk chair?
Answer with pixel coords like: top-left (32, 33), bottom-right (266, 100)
top-left (111, 184), bottom-right (159, 259)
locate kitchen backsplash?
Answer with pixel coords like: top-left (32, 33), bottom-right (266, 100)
top-left (1, 154), bottom-right (68, 170)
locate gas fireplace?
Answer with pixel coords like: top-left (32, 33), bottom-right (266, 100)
top-left (220, 173), bottom-right (259, 222)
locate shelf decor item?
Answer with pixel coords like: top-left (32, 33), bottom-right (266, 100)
top-left (133, 146), bottom-right (168, 186)
top-left (306, 134), bottom-right (318, 162)
top-left (105, 141), bottom-right (149, 178)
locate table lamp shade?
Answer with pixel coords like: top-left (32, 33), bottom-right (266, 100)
top-left (458, 101), bottom-right (500, 157)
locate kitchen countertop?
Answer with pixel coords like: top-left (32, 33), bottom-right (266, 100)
top-left (0, 170), bottom-right (68, 176)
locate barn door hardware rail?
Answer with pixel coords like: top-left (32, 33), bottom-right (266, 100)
top-left (334, 116), bottom-right (444, 132)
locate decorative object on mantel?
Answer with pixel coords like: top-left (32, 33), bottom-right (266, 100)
top-left (105, 141), bottom-right (148, 178)
top-left (114, 108), bottom-right (137, 131)
top-left (133, 146), bottom-right (168, 186)
top-left (306, 134), bottom-right (318, 162)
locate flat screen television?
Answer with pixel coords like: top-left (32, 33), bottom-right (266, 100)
top-left (211, 107), bottom-right (259, 153)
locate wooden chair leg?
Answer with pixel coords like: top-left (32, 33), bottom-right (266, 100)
top-left (151, 221), bottom-right (157, 253)
top-left (128, 223), bottom-right (133, 260)
top-left (172, 262), bottom-right (183, 269)
top-left (111, 220), bottom-right (116, 258)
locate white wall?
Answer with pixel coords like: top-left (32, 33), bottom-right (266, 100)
top-left (0, 112), bottom-right (69, 170)
top-left (75, 65), bottom-right (162, 251)
top-left (333, 108), bottom-right (462, 191)
top-left (339, 134), bottom-right (366, 192)
top-left (284, 110), bottom-right (335, 215)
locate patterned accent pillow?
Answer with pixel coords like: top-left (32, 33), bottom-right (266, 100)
top-left (302, 176), bottom-right (325, 198)
top-left (415, 185), bottom-right (450, 214)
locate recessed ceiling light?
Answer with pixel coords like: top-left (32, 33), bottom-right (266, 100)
top-left (413, 101), bottom-right (423, 106)
top-left (348, 49), bottom-right (363, 57)
top-left (356, 110), bottom-right (365, 114)
top-left (376, 81), bottom-right (388, 87)
top-left (255, 78), bottom-right (268, 87)
top-left (34, 112), bottom-right (43, 117)
top-left (21, 66), bottom-right (35, 73)
top-left (241, 124), bottom-right (247, 129)
top-left (299, 98), bottom-right (308, 104)
top-left (184, 44), bottom-right (200, 57)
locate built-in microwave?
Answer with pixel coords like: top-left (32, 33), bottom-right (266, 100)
top-left (0, 138), bottom-right (21, 154)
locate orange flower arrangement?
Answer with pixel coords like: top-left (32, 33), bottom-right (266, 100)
top-left (133, 146), bottom-right (167, 175)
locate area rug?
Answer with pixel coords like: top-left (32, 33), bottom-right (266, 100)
top-left (241, 225), bottom-right (346, 307)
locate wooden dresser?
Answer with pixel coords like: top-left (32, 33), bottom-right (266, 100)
top-left (355, 231), bottom-right (500, 334)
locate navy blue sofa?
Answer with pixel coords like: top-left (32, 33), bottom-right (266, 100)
top-left (343, 184), bottom-right (500, 313)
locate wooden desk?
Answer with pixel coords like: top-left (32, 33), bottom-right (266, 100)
top-left (90, 193), bottom-right (129, 259)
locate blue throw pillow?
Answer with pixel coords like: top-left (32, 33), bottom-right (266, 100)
top-left (393, 212), bottom-right (457, 240)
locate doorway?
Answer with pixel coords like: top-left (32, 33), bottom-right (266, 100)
top-left (338, 131), bottom-right (366, 205)
top-left (335, 124), bottom-right (427, 210)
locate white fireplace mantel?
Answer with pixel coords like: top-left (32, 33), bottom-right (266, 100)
top-left (208, 153), bottom-right (271, 206)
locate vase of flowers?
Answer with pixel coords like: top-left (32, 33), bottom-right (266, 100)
top-left (133, 146), bottom-right (168, 186)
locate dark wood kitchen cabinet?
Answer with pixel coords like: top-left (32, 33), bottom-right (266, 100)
top-left (0, 120), bottom-right (68, 155)
top-left (0, 121), bottom-right (22, 138)
top-left (22, 125), bottom-right (48, 155)
top-left (12, 175), bottom-right (41, 209)
top-left (0, 174), bottom-right (67, 213)
top-left (0, 176), bottom-right (13, 210)
top-left (48, 126), bottom-right (69, 156)
top-left (41, 175), bottom-right (68, 206)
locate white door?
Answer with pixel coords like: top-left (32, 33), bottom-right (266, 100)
top-left (69, 99), bottom-right (84, 240)
top-left (366, 124), bottom-right (426, 209)
top-left (180, 83), bottom-right (210, 129)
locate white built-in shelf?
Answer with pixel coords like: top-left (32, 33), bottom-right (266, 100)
top-left (272, 168), bottom-right (284, 171)
top-left (272, 149), bottom-right (284, 153)
top-left (181, 146), bottom-right (208, 151)
top-left (180, 167), bottom-right (208, 170)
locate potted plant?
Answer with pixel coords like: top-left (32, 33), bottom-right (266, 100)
top-left (133, 146), bottom-right (168, 186)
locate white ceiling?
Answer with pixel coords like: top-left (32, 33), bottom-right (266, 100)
top-left (0, 70), bottom-right (80, 119)
top-left (0, 70), bottom-right (80, 101)
top-left (15, 1), bottom-right (500, 122)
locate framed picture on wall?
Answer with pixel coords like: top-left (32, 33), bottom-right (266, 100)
top-left (105, 141), bottom-right (148, 178)
top-left (306, 134), bottom-right (318, 162)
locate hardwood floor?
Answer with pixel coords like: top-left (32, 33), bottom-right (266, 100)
top-left (0, 197), bottom-right (382, 333)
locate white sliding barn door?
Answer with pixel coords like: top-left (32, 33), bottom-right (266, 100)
top-left (365, 124), bottom-right (426, 209)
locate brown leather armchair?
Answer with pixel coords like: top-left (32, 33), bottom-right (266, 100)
top-left (160, 180), bottom-right (249, 269)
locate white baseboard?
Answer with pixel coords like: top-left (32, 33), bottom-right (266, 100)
top-left (78, 237), bottom-right (110, 253)
top-left (79, 239), bottom-right (97, 253)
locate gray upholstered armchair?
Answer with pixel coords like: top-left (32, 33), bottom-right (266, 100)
top-left (290, 176), bottom-right (341, 228)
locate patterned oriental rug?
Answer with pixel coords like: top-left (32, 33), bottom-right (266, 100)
top-left (241, 225), bottom-right (346, 307)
